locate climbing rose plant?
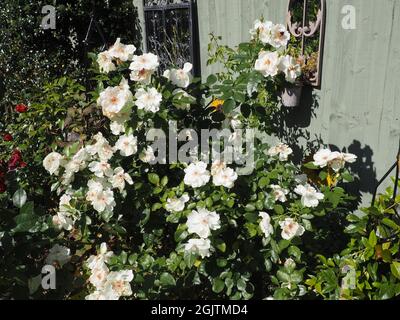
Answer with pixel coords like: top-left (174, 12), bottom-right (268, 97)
top-left (37, 19), bottom-right (360, 300)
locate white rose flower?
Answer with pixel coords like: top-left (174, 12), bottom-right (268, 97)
top-left (91, 189), bottom-right (116, 213)
top-left (86, 179), bottom-right (105, 202)
top-left (259, 212), bottom-right (274, 238)
top-left (43, 152), bottom-right (63, 175)
top-left (108, 38), bottom-right (136, 62)
top-left (184, 238), bottom-right (212, 258)
top-left (294, 184), bottom-right (324, 208)
top-left (313, 149), bottom-right (334, 168)
top-left (165, 194), bottom-right (190, 213)
top-left (267, 143), bottom-right (293, 161)
top-left (45, 244), bottom-right (71, 267)
top-left (329, 151), bottom-right (358, 172)
top-left (139, 146), bottom-right (156, 164)
top-left (212, 167), bottom-right (238, 189)
top-left (97, 78), bottom-right (133, 121)
top-left (135, 87), bottom-right (162, 113)
top-left (269, 24), bottom-right (290, 48)
top-left (270, 185), bottom-right (289, 203)
top-left (255, 51), bottom-right (280, 77)
top-left (86, 243), bottom-right (114, 271)
top-left (115, 134), bottom-right (138, 157)
top-left (163, 62), bottom-right (193, 88)
top-left (210, 160), bottom-right (226, 176)
top-left (279, 218), bottom-right (305, 240)
top-left (89, 161), bottom-right (113, 178)
top-left (110, 121), bottom-right (126, 136)
top-left (97, 51), bottom-right (116, 74)
top-left (250, 19), bottom-right (273, 44)
top-left (186, 208), bottom-right (221, 238)
top-left (129, 53), bottom-right (159, 83)
top-left (89, 264), bottom-right (109, 290)
top-left (278, 55), bottom-right (302, 83)
top-left (104, 270), bottom-right (134, 298)
top-left (52, 212), bottom-right (74, 231)
top-left (184, 162), bottom-right (211, 188)
top-left (109, 167), bottom-right (133, 192)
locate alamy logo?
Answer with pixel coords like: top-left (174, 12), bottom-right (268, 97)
top-left (41, 5), bottom-right (56, 30)
top-left (41, 265), bottom-right (56, 290)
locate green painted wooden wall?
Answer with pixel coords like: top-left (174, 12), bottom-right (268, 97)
top-left (135, 0), bottom-right (400, 198)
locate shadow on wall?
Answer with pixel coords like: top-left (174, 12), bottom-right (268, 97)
top-left (274, 85), bottom-right (378, 199)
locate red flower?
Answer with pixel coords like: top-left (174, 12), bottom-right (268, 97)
top-left (8, 149), bottom-right (23, 171)
top-left (19, 161), bottom-right (27, 168)
top-left (15, 104), bottom-right (28, 113)
top-left (3, 134), bottom-right (13, 142)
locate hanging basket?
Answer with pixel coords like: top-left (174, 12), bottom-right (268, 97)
top-left (280, 83), bottom-right (303, 107)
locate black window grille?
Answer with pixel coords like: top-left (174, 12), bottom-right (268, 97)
top-left (143, 0), bottom-right (200, 76)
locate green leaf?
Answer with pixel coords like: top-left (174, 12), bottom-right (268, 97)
top-left (13, 189), bottom-right (27, 208)
top-left (258, 177), bottom-right (270, 188)
top-left (184, 252), bottom-right (196, 268)
top-left (369, 231), bottom-right (377, 247)
top-left (212, 278), bottom-right (225, 293)
top-left (206, 74), bottom-right (218, 86)
top-left (148, 173), bottom-right (160, 185)
top-left (222, 99), bottom-right (236, 114)
top-left (236, 278), bottom-right (247, 292)
top-left (304, 162), bottom-right (318, 170)
top-left (160, 272), bottom-right (176, 287)
top-left (391, 262), bottom-right (400, 280)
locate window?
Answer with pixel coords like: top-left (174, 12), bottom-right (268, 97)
top-left (143, 0), bottom-right (200, 76)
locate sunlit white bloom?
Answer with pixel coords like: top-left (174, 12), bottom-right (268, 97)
top-left (329, 151), bottom-right (357, 172)
top-left (259, 212), bottom-right (274, 238)
top-left (104, 270), bottom-right (134, 297)
top-left (86, 179), bottom-right (105, 202)
top-left (45, 244), bottom-right (71, 267)
top-left (269, 24), bottom-right (290, 48)
top-left (184, 162), bottom-right (211, 188)
top-left (255, 51), bottom-right (280, 77)
top-left (267, 143), bottom-right (293, 161)
top-left (278, 55), bottom-right (302, 83)
top-left (139, 146), bottom-right (156, 163)
top-left (184, 238), bottom-right (212, 258)
top-left (250, 19), bottom-right (274, 44)
top-left (91, 189), bottom-right (115, 213)
top-left (187, 208), bottom-right (221, 238)
top-left (89, 264), bottom-right (109, 289)
top-left (294, 184), bottom-right (324, 208)
top-left (73, 148), bottom-right (90, 163)
top-left (97, 78), bottom-right (133, 121)
top-left (89, 161), bottom-right (113, 178)
top-left (163, 62), bottom-right (193, 88)
top-left (270, 185), bottom-right (289, 203)
top-left (109, 167), bottom-right (133, 192)
top-left (212, 167), bottom-right (238, 189)
top-left (108, 38), bottom-right (136, 62)
top-left (165, 194), bottom-right (190, 213)
top-left (313, 149), bottom-right (334, 168)
top-left (135, 87), bottom-right (162, 113)
top-left (129, 53), bottom-right (159, 83)
top-left (97, 51), bottom-right (116, 74)
top-left (279, 218), bottom-right (305, 240)
top-left (43, 152), bottom-right (63, 175)
top-left (211, 160), bottom-right (226, 176)
top-left (52, 211), bottom-right (74, 231)
top-left (86, 243), bottom-right (114, 271)
top-left (115, 134), bottom-right (138, 157)
top-left (110, 121), bottom-right (126, 136)
top-left (85, 290), bottom-right (119, 301)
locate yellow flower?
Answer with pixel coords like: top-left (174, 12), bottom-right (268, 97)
top-left (210, 99), bottom-right (224, 110)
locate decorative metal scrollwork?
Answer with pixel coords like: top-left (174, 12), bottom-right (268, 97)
top-left (143, 0), bottom-right (199, 75)
top-left (287, 0), bottom-right (326, 87)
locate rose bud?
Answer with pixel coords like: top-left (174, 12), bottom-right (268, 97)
top-left (15, 104), bottom-right (28, 113)
top-left (3, 134), bottom-right (13, 142)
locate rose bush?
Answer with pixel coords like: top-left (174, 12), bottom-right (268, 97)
top-left (32, 19), bottom-right (362, 300)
